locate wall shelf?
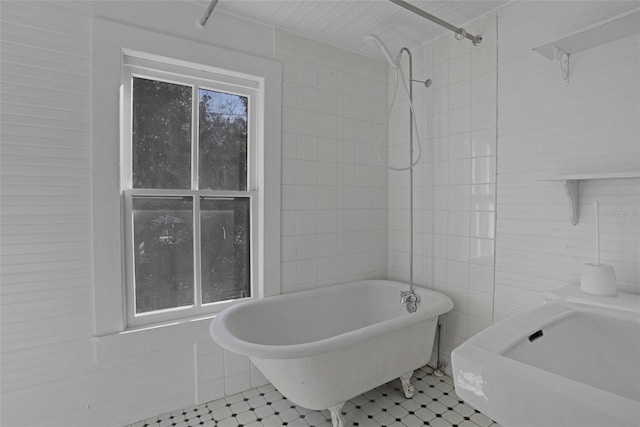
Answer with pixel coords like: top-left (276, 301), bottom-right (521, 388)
top-left (541, 171), bottom-right (640, 225)
top-left (533, 9), bottom-right (640, 84)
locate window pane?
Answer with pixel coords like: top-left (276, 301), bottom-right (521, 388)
top-left (199, 89), bottom-right (248, 190)
top-left (132, 77), bottom-right (192, 189)
top-left (200, 198), bottom-right (250, 304)
top-left (133, 197), bottom-right (194, 314)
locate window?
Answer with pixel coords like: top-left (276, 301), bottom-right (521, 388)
top-left (121, 55), bottom-right (259, 326)
top-left (92, 19), bottom-right (280, 340)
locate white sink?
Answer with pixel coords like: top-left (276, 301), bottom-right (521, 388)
top-left (452, 286), bottom-right (640, 427)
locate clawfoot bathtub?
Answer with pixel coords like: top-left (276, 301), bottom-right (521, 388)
top-left (210, 280), bottom-right (453, 427)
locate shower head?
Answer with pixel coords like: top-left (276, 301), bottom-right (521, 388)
top-left (365, 34), bottom-right (400, 69)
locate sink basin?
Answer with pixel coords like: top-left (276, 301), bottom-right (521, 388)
top-left (452, 286), bottom-right (640, 427)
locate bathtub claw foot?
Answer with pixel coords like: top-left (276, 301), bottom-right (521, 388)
top-left (400, 371), bottom-right (415, 398)
top-left (328, 402), bottom-right (345, 427)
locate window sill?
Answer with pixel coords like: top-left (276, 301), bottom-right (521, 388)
top-left (91, 314), bottom-right (217, 363)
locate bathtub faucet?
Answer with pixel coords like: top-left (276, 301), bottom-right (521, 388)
top-left (400, 290), bottom-right (420, 313)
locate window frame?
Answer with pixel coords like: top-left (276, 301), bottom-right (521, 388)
top-left (91, 18), bottom-right (281, 342)
top-left (121, 60), bottom-right (259, 326)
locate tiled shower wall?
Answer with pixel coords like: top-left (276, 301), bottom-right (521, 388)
top-left (387, 14), bottom-right (498, 367)
top-left (276, 30), bottom-right (389, 294)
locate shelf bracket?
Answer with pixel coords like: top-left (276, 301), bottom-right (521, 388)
top-left (554, 47), bottom-right (570, 86)
top-left (541, 171), bottom-right (640, 225)
top-left (563, 179), bottom-right (579, 225)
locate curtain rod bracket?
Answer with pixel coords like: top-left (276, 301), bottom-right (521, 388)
top-left (389, 0), bottom-right (483, 46)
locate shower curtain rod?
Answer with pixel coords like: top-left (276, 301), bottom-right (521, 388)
top-left (197, 0), bottom-right (219, 29)
top-left (388, 0), bottom-right (483, 46)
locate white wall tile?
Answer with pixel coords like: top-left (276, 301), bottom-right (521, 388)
top-left (317, 113), bottom-right (337, 139)
top-left (281, 57), bottom-right (298, 83)
top-left (281, 261), bottom-right (297, 288)
top-left (297, 160), bottom-right (317, 185)
top-left (469, 264), bottom-right (494, 294)
top-left (297, 85), bottom-right (317, 111)
top-left (470, 127), bottom-right (496, 158)
top-left (448, 211), bottom-right (471, 237)
top-left (317, 233), bottom-right (337, 257)
top-left (468, 290), bottom-right (493, 320)
top-left (283, 81), bottom-right (297, 107)
top-left (296, 235), bottom-right (317, 259)
top-left (279, 30), bottom-right (388, 296)
top-left (447, 236), bottom-right (470, 262)
top-left (467, 315), bottom-right (492, 336)
top-left (297, 259), bottom-right (317, 283)
top-left (317, 256), bottom-right (338, 281)
top-left (449, 133), bottom-right (471, 160)
top-left (281, 236), bottom-right (297, 261)
top-left (198, 352), bottom-right (224, 383)
top-left (297, 110), bottom-right (318, 136)
top-left (449, 54), bottom-right (471, 84)
top-left (470, 212), bottom-right (495, 239)
top-left (225, 371), bottom-right (251, 396)
top-left (471, 100), bottom-right (496, 130)
top-left (297, 186), bottom-right (317, 210)
top-left (471, 43), bottom-right (496, 77)
top-left (281, 211), bottom-right (297, 236)
top-left (198, 378), bottom-right (226, 404)
top-left (449, 80), bottom-right (471, 110)
top-left (317, 65), bottom-right (337, 91)
top-left (224, 350), bottom-right (250, 376)
top-left (282, 159), bottom-right (297, 184)
top-left (297, 60), bottom-right (317, 87)
top-left (297, 211), bottom-right (318, 235)
top-left (448, 159), bottom-right (471, 185)
top-left (250, 364), bottom-right (269, 389)
top-left (281, 185), bottom-right (297, 210)
top-left (317, 138), bottom-right (337, 162)
top-left (448, 106), bottom-right (471, 134)
top-left (447, 185), bottom-right (470, 211)
top-left (447, 260), bottom-right (470, 288)
top-left (317, 186), bottom-right (338, 209)
top-left (280, 132), bottom-right (297, 160)
top-left (470, 184), bottom-right (495, 212)
top-left (317, 90), bottom-right (337, 114)
top-left (469, 238), bottom-right (494, 267)
top-left (282, 107), bottom-right (297, 133)
top-left (444, 310), bottom-right (469, 339)
top-left (472, 72), bottom-right (496, 104)
top-left (471, 156), bottom-right (496, 184)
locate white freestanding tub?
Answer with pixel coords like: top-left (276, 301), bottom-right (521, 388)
top-left (210, 280), bottom-right (453, 426)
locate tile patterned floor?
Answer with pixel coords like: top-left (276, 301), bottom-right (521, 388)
top-left (127, 366), bottom-right (500, 427)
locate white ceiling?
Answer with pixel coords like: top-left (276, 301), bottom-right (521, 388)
top-left (194, 0), bottom-right (507, 61)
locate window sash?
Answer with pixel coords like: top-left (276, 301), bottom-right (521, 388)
top-left (121, 64), bottom-right (258, 193)
top-left (123, 189), bottom-right (258, 326)
top-left (121, 59), bottom-right (260, 327)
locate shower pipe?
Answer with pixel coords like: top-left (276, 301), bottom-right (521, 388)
top-left (368, 34), bottom-right (430, 300)
top-left (403, 47), bottom-right (416, 296)
top-left (389, 0), bottom-right (483, 46)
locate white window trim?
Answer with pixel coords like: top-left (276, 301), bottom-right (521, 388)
top-left (121, 58), bottom-right (259, 327)
top-left (91, 18), bottom-right (281, 354)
